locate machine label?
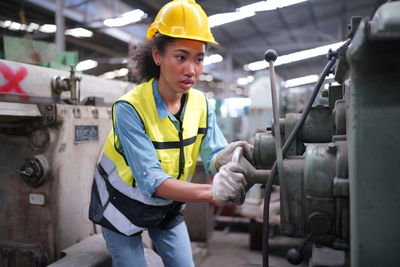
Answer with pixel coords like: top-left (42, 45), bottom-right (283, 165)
top-left (29, 193), bottom-right (45, 206)
top-left (74, 125), bottom-right (99, 143)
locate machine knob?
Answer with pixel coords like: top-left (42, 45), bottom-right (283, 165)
top-left (286, 248), bottom-right (303, 265)
top-left (17, 155), bottom-right (49, 187)
top-left (286, 232), bottom-right (314, 265)
top-left (264, 49), bottom-right (278, 62)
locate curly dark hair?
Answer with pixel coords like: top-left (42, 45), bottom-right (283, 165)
top-left (133, 34), bottom-right (175, 82)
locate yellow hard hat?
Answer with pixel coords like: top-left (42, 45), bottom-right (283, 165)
top-left (146, 0), bottom-right (218, 44)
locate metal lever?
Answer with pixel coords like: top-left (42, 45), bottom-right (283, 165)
top-left (286, 232), bottom-right (314, 265)
top-left (264, 49), bottom-right (292, 231)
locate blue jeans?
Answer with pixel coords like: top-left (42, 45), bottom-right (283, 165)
top-left (102, 222), bottom-right (194, 267)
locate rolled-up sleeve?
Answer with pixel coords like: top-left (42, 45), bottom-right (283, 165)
top-left (114, 102), bottom-right (170, 200)
top-left (199, 100), bottom-right (228, 175)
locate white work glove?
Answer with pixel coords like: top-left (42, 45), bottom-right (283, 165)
top-left (212, 162), bottom-right (248, 206)
top-left (216, 141), bottom-right (253, 170)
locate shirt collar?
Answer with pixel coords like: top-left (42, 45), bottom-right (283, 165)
top-left (152, 79), bottom-right (170, 120)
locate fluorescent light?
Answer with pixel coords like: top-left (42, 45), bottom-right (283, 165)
top-left (39, 24), bottom-right (57, 33)
top-left (238, 0), bottom-right (308, 12)
top-left (1, 20), bottom-right (12, 28)
top-left (237, 76), bottom-right (254, 86)
top-left (76, 60), bottom-right (98, 71)
top-left (283, 75), bottom-right (318, 87)
top-left (104, 9), bottom-right (147, 27)
top-left (204, 54), bottom-right (223, 65)
top-left (208, 0), bottom-right (307, 28)
top-left (209, 11), bottom-right (255, 28)
top-left (99, 68), bottom-right (129, 79)
top-left (283, 73), bottom-right (335, 88)
top-left (199, 74), bottom-right (214, 82)
top-left (244, 41), bottom-right (345, 71)
top-left (65, 27), bottom-right (93, 38)
top-left (27, 22), bottom-right (40, 32)
top-left (9, 22), bottom-right (22, 31)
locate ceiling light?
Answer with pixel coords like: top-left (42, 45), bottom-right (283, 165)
top-left (204, 54), bottom-right (223, 65)
top-left (283, 75), bottom-right (318, 87)
top-left (115, 68), bottom-right (129, 77)
top-left (237, 76), bottom-right (254, 86)
top-left (39, 24), bottom-right (57, 33)
top-left (76, 60), bottom-right (98, 71)
top-left (103, 9), bottom-right (147, 27)
top-left (27, 22), bottom-right (40, 32)
top-left (238, 0), bottom-right (308, 13)
top-left (100, 68), bottom-right (129, 79)
top-left (1, 20), bottom-right (12, 28)
top-left (244, 41), bottom-right (345, 71)
top-left (65, 27), bottom-right (93, 38)
top-left (283, 73), bottom-right (335, 88)
top-left (9, 22), bottom-right (22, 31)
top-left (208, 0), bottom-right (307, 28)
top-left (209, 11), bottom-right (255, 28)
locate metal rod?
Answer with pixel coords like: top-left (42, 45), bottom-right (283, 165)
top-left (56, 0), bottom-right (65, 52)
top-left (265, 50), bottom-right (291, 230)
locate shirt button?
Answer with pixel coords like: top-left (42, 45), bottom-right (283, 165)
top-left (143, 170), bottom-right (147, 176)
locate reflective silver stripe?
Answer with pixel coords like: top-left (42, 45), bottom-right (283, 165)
top-left (99, 154), bottom-right (173, 206)
top-left (104, 202), bottom-right (145, 236)
top-left (94, 167), bottom-right (109, 206)
top-left (100, 154), bottom-right (115, 175)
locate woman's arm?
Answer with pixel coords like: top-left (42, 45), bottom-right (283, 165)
top-left (154, 178), bottom-right (214, 203)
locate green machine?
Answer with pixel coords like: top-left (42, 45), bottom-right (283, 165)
top-left (235, 1), bottom-right (400, 266)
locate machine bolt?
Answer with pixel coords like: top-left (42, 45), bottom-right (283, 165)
top-left (328, 143), bottom-right (337, 153)
top-left (47, 105), bottom-right (53, 111)
top-left (322, 88), bottom-right (329, 97)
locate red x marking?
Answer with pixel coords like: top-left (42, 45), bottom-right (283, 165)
top-left (0, 63), bottom-right (29, 100)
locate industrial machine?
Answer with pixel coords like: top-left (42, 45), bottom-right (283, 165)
top-left (0, 60), bottom-right (135, 266)
top-left (235, 1), bottom-right (400, 266)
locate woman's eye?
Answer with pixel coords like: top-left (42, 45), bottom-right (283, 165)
top-left (176, 55), bottom-right (185, 61)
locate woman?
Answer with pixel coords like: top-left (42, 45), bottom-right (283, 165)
top-left (89, 1), bottom-right (253, 266)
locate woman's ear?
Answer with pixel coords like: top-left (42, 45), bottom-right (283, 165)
top-left (152, 47), bottom-right (161, 66)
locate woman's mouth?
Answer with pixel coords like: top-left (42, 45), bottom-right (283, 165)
top-left (179, 80), bottom-right (193, 89)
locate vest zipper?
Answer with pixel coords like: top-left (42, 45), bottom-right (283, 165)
top-left (177, 127), bottom-right (185, 179)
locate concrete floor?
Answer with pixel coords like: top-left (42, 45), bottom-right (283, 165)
top-left (196, 230), bottom-right (308, 267)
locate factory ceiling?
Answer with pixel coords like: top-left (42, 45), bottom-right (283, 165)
top-left (0, 0), bottom-right (388, 97)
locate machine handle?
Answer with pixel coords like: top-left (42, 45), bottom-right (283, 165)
top-left (232, 146), bottom-right (243, 163)
top-left (230, 146), bottom-right (270, 191)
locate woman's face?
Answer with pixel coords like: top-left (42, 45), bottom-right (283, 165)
top-left (153, 38), bottom-right (205, 95)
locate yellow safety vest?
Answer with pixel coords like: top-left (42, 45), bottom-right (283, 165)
top-left (104, 78), bottom-right (207, 185)
top-left (89, 79), bottom-right (208, 236)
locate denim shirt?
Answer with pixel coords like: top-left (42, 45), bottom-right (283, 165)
top-left (114, 80), bottom-right (227, 203)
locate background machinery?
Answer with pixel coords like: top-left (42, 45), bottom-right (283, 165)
top-left (236, 1), bottom-right (400, 266)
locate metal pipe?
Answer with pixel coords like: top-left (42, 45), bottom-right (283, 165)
top-left (55, 0), bottom-right (65, 52)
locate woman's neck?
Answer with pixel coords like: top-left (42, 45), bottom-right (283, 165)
top-left (157, 79), bottom-right (183, 115)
